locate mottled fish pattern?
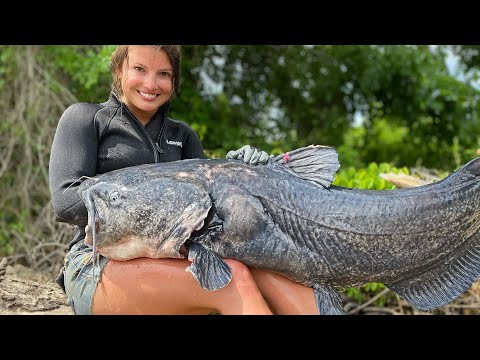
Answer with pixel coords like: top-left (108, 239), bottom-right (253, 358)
top-left (79, 146), bottom-right (480, 314)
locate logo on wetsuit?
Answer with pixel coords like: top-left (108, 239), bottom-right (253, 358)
top-left (166, 140), bottom-right (183, 148)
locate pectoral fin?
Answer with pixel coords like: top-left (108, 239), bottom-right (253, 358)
top-left (186, 242), bottom-right (232, 291)
top-left (313, 283), bottom-right (346, 315)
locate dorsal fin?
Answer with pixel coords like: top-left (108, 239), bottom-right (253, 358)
top-left (272, 145), bottom-right (340, 188)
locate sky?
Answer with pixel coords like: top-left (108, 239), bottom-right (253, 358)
top-left (445, 47), bottom-right (480, 89)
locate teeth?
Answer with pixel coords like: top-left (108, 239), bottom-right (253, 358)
top-left (139, 91), bottom-right (157, 99)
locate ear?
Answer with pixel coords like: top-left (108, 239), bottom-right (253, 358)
top-left (116, 66), bottom-right (123, 81)
top-left (115, 66), bottom-right (126, 96)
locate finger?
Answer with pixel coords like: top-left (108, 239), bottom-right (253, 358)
top-left (258, 151), bottom-right (270, 164)
top-left (243, 147), bottom-right (255, 163)
top-left (249, 150), bottom-right (262, 165)
top-left (227, 145), bottom-right (251, 159)
top-left (240, 145), bottom-right (251, 153)
top-left (229, 150), bottom-right (245, 159)
top-left (226, 150), bottom-right (238, 159)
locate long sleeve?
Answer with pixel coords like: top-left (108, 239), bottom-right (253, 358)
top-left (182, 126), bottom-right (205, 159)
top-left (49, 103), bottom-right (100, 226)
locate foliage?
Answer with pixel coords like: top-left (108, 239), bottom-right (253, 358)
top-left (451, 45), bottom-right (480, 76)
top-left (0, 46), bottom-right (76, 269)
top-left (203, 45), bottom-right (480, 170)
top-left (333, 161), bottom-right (409, 189)
top-left (1, 44), bottom-right (479, 277)
top-left (41, 45), bottom-right (115, 103)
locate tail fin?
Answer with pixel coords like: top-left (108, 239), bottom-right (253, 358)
top-left (388, 230), bottom-right (480, 310)
top-left (272, 145), bottom-right (340, 188)
top-left (438, 157), bottom-right (480, 189)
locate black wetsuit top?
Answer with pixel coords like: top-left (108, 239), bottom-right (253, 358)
top-left (49, 92), bottom-right (205, 252)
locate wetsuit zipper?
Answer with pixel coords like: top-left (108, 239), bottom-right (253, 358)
top-left (154, 120), bottom-right (167, 157)
top-left (121, 104), bottom-right (166, 163)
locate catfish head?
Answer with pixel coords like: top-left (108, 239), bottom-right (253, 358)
top-left (80, 177), bottom-right (212, 261)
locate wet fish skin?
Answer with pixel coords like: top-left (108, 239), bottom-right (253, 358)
top-left (83, 176), bottom-right (211, 260)
top-left (79, 146), bottom-right (480, 314)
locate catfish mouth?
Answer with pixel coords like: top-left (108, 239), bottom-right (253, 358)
top-left (81, 187), bottom-right (217, 260)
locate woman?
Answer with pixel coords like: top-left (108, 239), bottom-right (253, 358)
top-left (49, 45), bottom-right (317, 315)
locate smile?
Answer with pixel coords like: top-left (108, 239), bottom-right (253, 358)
top-left (138, 91), bottom-right (158, 99)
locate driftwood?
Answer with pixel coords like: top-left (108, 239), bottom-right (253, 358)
top-left (380, 167), bottom-right (442, 188)
top-left (0, 258), bottom-right (72, 315)
top-left (379, 173), bottom-right (431, 188)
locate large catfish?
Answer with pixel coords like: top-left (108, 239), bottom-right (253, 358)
top-left (78, 145), bottom-right (480, 314)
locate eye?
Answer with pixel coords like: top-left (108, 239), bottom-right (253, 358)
top-left (109, 191), bottom-right (120, 202)
top-left (159, 71), bottom-right (172, 78)
top-left (133, 66), bottom-right (145, 72)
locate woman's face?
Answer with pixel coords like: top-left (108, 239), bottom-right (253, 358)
top-left (119, 46), bottom-right (174, 124)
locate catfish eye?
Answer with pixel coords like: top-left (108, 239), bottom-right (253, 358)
top-left (109, 191), bottom-right (120, 202)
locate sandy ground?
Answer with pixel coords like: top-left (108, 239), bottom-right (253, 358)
top-left (0, 259), bottom-right (73, 315)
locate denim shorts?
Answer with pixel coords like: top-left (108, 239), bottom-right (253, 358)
top-left (62, 241), bottom-right (109, 315)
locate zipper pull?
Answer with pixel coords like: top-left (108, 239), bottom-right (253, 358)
top-left (155, 142), bottom-right (164, 154)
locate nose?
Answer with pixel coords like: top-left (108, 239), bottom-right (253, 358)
top-left (143, 73), bottom-right (157, 91)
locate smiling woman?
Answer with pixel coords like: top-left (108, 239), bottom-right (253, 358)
top-left (112, 46), bottom-right (176, 125)
top-left (48, 45), bottom-right (318, 315)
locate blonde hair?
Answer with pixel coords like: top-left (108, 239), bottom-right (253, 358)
top-left (110, 45), bottom-right (182, 97)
